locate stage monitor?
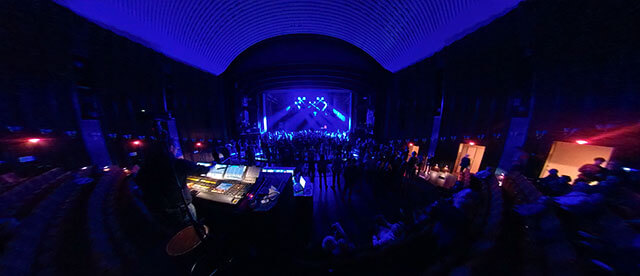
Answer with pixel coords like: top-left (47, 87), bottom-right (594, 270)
top-left (262, 89), bottom-right (352, 132)
top-left (207, 164), bottom-right (227, 179)
top-left (224, 165), bottom-right (247, 180)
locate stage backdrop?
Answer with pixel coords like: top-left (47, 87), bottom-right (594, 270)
top-left (262, 89), bottom-right (352, 132)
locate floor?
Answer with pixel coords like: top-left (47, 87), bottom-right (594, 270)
top-left (307, 171), bottom-right (440, 249)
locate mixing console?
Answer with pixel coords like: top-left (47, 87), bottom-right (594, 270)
top-left (187, 176), bottom-right (249, 205)
top-left (188, 165), bottom-right (295, 209)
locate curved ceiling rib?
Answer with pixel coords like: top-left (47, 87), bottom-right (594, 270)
top-left (55, 0), bottom-right (523, 75)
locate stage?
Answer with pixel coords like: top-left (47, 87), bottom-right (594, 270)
top-left (261, 89), bottom-right (352, 133)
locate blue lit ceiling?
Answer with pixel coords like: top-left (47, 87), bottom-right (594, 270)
top-left (55, 0), bottom-right (523, 75)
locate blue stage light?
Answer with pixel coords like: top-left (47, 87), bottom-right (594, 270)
top-left (332, 109), bottom-right (346, 122)
top-left (263, 116), bottom-right (268, 132)
top-left (286, 106), bottom-right (291, 111)
top-left (292, 96), bottom-right (328, 112)
top-left (56, 0), bottom-right (523, 75)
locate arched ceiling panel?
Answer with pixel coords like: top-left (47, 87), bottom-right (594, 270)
top-left (55, 0), bottom-right (523, 75)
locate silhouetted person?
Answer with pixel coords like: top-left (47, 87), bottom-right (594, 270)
top-left (539, 169), bottom-right (560, 195)
top-left (307, 151), bottom-right (316, 182)
top-left (406, 151), bottom-right (419, 177)
top-left (460, 154), bottom-right (471, 172)
top-left (476, 166), bottom-right (496, 179)
top-left (343, 159), bottom-right (358, 198)
top-left (245, 145), bottom-right (255, 166)
top-left (576, 157), bottom-right (608, 183)
top-left (418, 153), bottom-right (427, 174)
top-left (136, 137), bottom-right (209, 235)
top-left (318, 154), bottom-right (329, 189)
top-left (261, 143), bottom-right (271, 165)
top-left (501, 165), bottom-right (542, 205)
top-left (235, 140), bottom-right (242, 157)
top-left (543, 169), bottom-right (559, 182)
top-left (212, 144), bottom-right (221, 163)
top-left (221, 145), bottom-right (231, 161)
top-left (331, 153), bottom-right (344, 189)
top-left (547, 175), bottom-right (572, 196)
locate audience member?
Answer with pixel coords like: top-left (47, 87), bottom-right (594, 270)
top-left (459, 154), bottom-right (471, 172)
top-left (317, 154), bottom-right (329, 189)
top-left (576, 157), bottom-right (608, 183)
top-left (322, 222), bottom-right (354, 256)
top-left (331, 153), bottom-right (344, 189)
top-left (502, 165), bottom-right (542, 205)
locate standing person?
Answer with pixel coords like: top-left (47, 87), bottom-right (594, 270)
top-left (235, 140), bottom-right (242, 158)
top-left (418, 153), bottom-right (427, 174)
top-left (459, 154), bottom-right (471, 172)
top-left (136, 136), bottom-right (210, 236)
top-left (245, 144), bottom-right (255, 166)
top-left (576, 157), bottom-right (608, 183)
top-left (539, 168), bottom-right (559, 192)
top-left (406, 151), bottom-right (419, 178)
top-left (331, 152), bottom-right (344, 189)
top-left (343, 159), bottom-right (358, 199)
top-left (261, 141), bottom-right (271, 166)
top-left (318, 154), bottom-right (329, 189)
top-left (307, 150), bottom-right (316, 183)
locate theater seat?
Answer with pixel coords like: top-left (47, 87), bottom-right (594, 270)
top-left (0, 170), bottom-right (89, 276)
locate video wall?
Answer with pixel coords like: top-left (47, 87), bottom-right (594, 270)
top-left (262, 89), bottom-right (352, 132)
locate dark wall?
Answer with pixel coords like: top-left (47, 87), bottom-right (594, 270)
top-left (0, 0), bottom-right (228, 168)
top-left (385, 0), bottom-right (640, 167)
top-left (524, 0), bottom-right (640, 166)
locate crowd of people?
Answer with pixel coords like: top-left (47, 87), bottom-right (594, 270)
top-left (182, 130), bottom-right (640, 273)
top-left (220, 130), bottom-right (434, 184)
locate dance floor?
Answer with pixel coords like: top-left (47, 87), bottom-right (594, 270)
top-left (308, 171), bottom-right (441, 248)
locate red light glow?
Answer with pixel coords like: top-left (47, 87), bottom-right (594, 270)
top-left (196, 142), bottom-right (202, 147)
top-left (132, 140), bottom-right (141, 145)
top-left (576, 140), bottom-right (589, 145)
top-left (409, 143), bottom-right (413, 146)
top-left (27, 138), bottom-right (41, 143)
top-left (469, 142), bottom-right (475, 145)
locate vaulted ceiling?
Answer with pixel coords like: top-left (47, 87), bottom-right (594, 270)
top-left (55, 0), bottom-right (523, 75)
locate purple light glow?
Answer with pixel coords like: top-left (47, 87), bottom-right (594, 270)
top-left (55, 0), bottom-right (523, 75)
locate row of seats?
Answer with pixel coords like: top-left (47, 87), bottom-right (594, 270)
top-left (460, 176), bottom-right (504, 272)
top-left (0, 168), bottom-right (94, 276)
top-left (36, 175), bottom-right (95, 275)
top-left (0, 168), bottom-right (67, 218)
top-left (0, 166), bottom-right (177, 276)
top-left (423, 175), bottom-right (504, 274)
top-left (87, 168), bottom-right (127, 275)
top-left (86, 168), bottom-right (179, 276)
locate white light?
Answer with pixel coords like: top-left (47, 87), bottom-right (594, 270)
top-left (299, 176), bottom-right (306, 188)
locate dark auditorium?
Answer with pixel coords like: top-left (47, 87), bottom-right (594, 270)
top-left (2, 0), bottom-right (640, 275)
